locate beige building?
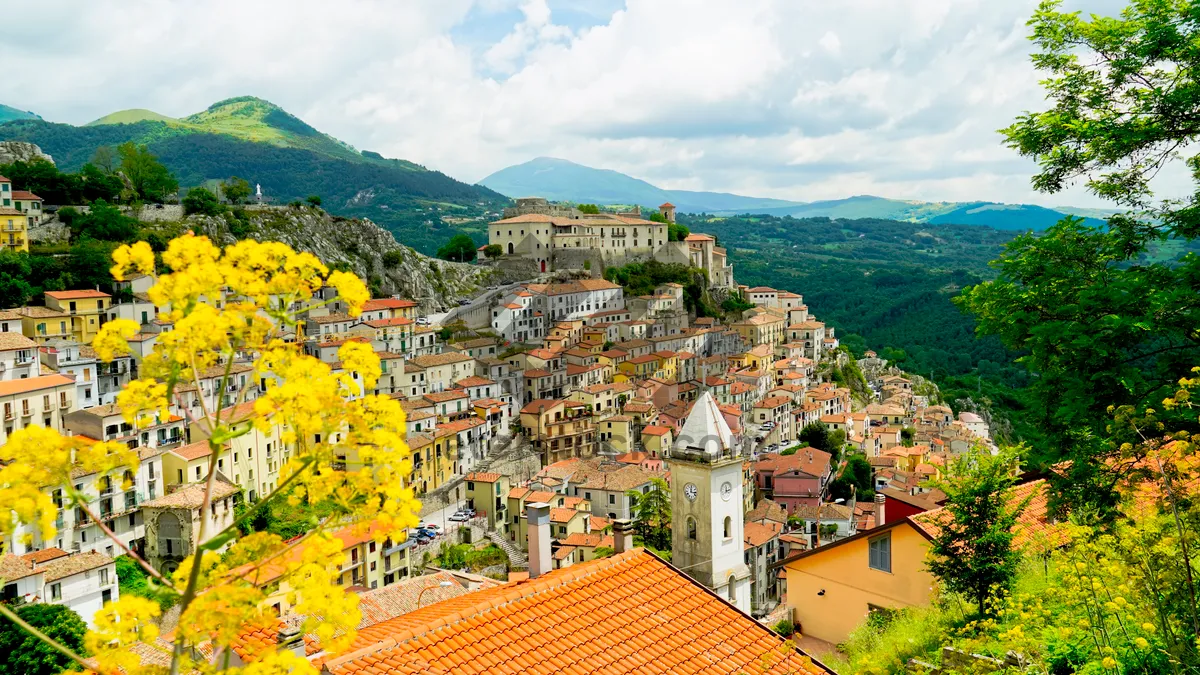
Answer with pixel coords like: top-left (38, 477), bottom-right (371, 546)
top-left (0, 374), bottom-right (75, 443)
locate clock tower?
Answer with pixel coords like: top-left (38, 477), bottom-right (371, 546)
top-left (668, 390), bottom-right (751, 613)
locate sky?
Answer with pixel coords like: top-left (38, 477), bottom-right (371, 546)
top-left (2, 0), bottom-right (1138, 207)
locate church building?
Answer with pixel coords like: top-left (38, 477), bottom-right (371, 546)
top-left (668, 389), bottom-right (752, 613)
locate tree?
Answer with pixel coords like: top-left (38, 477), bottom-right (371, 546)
top-left (0, 250), bottom-right (34, 308)
top-left (828, 454), bottom-right (873, 502)
top-left (182, 187), bottom-right (224, 216)
top-left (648, 211), bottom-right (668, 223)
top-left (306, 195), bottom-right (322, 207)
top-left (436, 234), bottom-right (477, 263)
top-left (483, 244), bottom-right (503, 258)
top-left (720, 290), bottom-right (754, 315)
top-left (797, 422), bottom-right (832, 453)
top-left (67, 239), bottom-right (120, 290)
top-left (960, 0), bottom-right (1200, 510)
top-left (668, 223), bottom-right (690, 241)
top-left (70, 199), bottom-right (139, 242)
top-left (577, 203), bottom-right (600, 214)
top-left (0, 235), bottom-right (417, 674)
top-left (926, 448), bottom-right (1027, 617)
top-left (222, 176), bottom-right (252, 204)
top-left (91, 145), bottom-right (116, 173)
top-left (627, 477), bottom-right (671, 551)
top-left (116, 142), bottom-right (178, 203)
top-left (382, 249), bottom-right (404, 267)
top-left (0, 603), bottom-right (88, 675)
top-left (78, 162), bottom-right (123, 203)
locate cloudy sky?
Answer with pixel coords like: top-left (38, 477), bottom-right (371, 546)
top-left (4, 0), bottom-right (1132, 206)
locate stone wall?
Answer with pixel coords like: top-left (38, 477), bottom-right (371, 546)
top-left (130, 204), bottom-right (184, 222)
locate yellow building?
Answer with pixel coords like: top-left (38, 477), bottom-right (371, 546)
top-left (650, 350), bottom-right (678, 381)
top-left (618, 354), bottom-right (659, 380)
top-left (23, 290), bottom-right (112, 344)
top-left (162, 440), bottom-right (233, 488)
top-left (465, 472), bottom-right (511, 535)
top-left (784, 480), bottom-right (1062, 645)
top-left (596, 415), bottom-right (632, 454)
top-left (407, 430), bottom-right (457, 496)
top-left (188, 402), bottom-right (293, 502)
top-left (731, 312), bottom-right (786, 347)
top-left (0, 208), bottom-right (28, 252)
top-left (783, 519), bottom-right (936, 644)
top-left (249, 520), bottom-right (413, 615)
top-left (640, 424), bottom-right (673, 458)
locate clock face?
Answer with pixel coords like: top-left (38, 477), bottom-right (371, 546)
top-left (684, 483), bottom-right (698, 501)
top-left (720, 482), bottom-right (733, 501)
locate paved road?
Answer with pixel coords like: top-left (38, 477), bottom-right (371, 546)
top-left (436, 280), bottom-right (527, 326)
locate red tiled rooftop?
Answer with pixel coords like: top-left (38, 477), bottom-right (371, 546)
top-left (327, 549), bottom-right (828, 675)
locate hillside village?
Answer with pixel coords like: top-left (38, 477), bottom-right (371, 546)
top-left (0, 192), bottom-right (1010, 669)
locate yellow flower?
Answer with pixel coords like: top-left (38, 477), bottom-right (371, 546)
top-left (338, 340), bottom-right (381, 390)
top-left (1135, 637), bottom-right (1149, 649)
top-left (327, 269), bottom-right (369, 317)
top-left (116, 379), bottom-right (170, 426)
top-left (110, 240), bottom-right (155, 281)
top-left (1102, 657), bottom-right (1117, 669)
top-left (93, 318), bottom-right (140, 362)
top-left (86, 595), bottom-right (162, 674)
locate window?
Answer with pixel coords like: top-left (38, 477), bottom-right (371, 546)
top-left (723, 516), bottom-right (732, 539)
top-left (608, 494), bottom-right (615, 505)
top-left (50, 583), bottom-right (61, 600)
top-left (868, 533), bottom-right (891, 573)
top-left (100, 568), bottom-right (109, 586)
top-left (687, 517), bottom-right (697, 540)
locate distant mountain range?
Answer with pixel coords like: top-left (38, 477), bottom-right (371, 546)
top-left (481, 157), bottom-right (1111, 230)
top-left (0, 97), bottom-right (507, 255)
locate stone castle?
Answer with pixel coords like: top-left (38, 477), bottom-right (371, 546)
top-left (487, 198), bottom-right (734, 288)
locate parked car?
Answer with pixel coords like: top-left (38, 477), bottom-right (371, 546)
top-left (423, 524), bottom-right (442, 533)
top-left (414, 533), bottom-right (432, 545)
top-left (448, 511), bottom-right (470, 522)
top-left (461, 507), bottom-right (477, 517)
top-left (416, 317), bottom-right (430, 326)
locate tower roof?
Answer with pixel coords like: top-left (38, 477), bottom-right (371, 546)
top-left (672, 390), bottom-right (734, 459)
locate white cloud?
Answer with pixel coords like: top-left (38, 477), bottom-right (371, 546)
top-left (0, 0), bottom-right (1140, 207)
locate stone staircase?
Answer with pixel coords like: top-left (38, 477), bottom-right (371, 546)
top-left (487, 531), bottom-right (527, 570)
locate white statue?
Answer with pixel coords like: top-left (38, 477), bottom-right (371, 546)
top-left (255, 183), bottom-right (262, 198)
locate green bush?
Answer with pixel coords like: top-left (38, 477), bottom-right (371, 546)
top-left (182, 187), bottom-right (224, 217)
top-left (306, 194), bottom-right (322, 206)
top-left (382, 249), bottom-right (404, 267)
top-left (772, 619), bottom-right (794, 636)
top-left (115, 555), bottom-right (177, 611)
top-left (483, 244), bottom-right (503, 258)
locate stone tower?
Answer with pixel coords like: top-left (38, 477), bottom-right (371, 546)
top-left (659, 202), bottom-right (676, 223)
top-left (668, 390), bottom-right (751, 612)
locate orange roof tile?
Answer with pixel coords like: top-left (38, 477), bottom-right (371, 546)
top-left (45, 289), bottom-right (111, 300)
top-left (327, 550), bottom-right (829, 675)
top-left (465, 472), bottom-right (502, 483)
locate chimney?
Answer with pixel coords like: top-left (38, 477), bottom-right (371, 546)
top-left (277, 622), bottom-right (306, 659)
top-left (612, 518), bottom-right (635, 554)
top-left (874, 492), bottom-right (886, 527)
top-left (527, 502), bottom-right (552, 579)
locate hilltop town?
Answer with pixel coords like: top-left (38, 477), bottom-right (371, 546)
top-left (0, 192), bottom-right (1005, 668)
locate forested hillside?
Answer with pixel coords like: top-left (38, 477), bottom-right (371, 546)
top-left (677, 212), bottom-right (1040, 441)
top-left (0, 98), bottom-right (509, 255)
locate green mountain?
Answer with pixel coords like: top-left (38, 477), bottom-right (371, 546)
top-left (479, 157), bottom-right (803, 213)
top-left (0, 104), bottom-right (41, 124)
top-left (482, 158), bottom-right (1113, 230)
top-left (0, 96), bottom-right (508, 254)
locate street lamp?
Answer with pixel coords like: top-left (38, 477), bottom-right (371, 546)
top-left (417, 580), bottom-right (454, 607)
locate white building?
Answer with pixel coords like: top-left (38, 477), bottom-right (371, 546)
top-left (0, 549), bottom-right (118, 628)
top-left (0, 331), bottom-right (40, 380)
top-left (492, 280), bottom-right (624, 343)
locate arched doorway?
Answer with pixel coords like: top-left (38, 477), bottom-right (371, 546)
top-left (507, 242), bottom-right (514, 255)
top-left (540, 260), bottom-right (546, 272)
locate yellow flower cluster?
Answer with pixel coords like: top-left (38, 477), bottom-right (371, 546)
top-left (2, 234), bottom-right (412, 674)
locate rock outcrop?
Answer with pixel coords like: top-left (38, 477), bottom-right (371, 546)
top-left (0, 141), bottom-right (53, 165)
top-left (189, 205), bottom-right (508, 311)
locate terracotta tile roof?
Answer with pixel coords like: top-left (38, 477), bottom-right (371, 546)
top-left (641, 425), bottom-right (671, 436)
top-left (0, 332), bottom-right (36, 350)
top-left (45, 289), bottom-right (111, 300)
top-left (911, 479), bottom-right (1068, 551)
top-left (170, 440), bottom-right (217, 461)
top-left (363, 298), bottom-right (418, 311)
top-left (745, 521), bottom-right (782, 548)
top-left (559, 532), bottom-right (614, 548)
top-left (746, 499), bottom-right (788, 524)
top-left (0, 374), bottom-right (74, 397)
top-left (410, 352), bottom-right (474, 368)
top-left (465, 472), bottom-right (502, 483)
top-left (0, 554), bottom-right (39, 581)
top-left (11, 190), bottom-right (40, 200)
top-left (22, 547), bottom-right (69, 565)
top-left (549, 507), bottom-right (581, 523)
top-left (142, 478), bottom-right (239, 509)
top-left (327, 549), bottom-right (828, 675)
top-left (423, 390), bottom-right (468, 403)
top-left (436, 417), bottom-right (485, 435)
top-left (520, 398), bottom-right (563, 414)
top-left (39, 550), bottom-right (113, 582)
top-left (308, 313), bottom-right (355, 324)
top-left (552, 545), bottom-right (577, 561)
top-left (589, 515), bottom-right (611, 531)
top-left (508, 487), bottom-right (531, 500)
top-left (454, 376), bottom-right (495, 388)
top-left (364, 317), bottom-right (414, 328)
top-left (524, 490), bottom-right (558, 505)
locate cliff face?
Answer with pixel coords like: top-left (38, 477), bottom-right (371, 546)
top-left (190, 205), bottom-right (503, 312)
top-left (0, 140), bottom-right (53, 165)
